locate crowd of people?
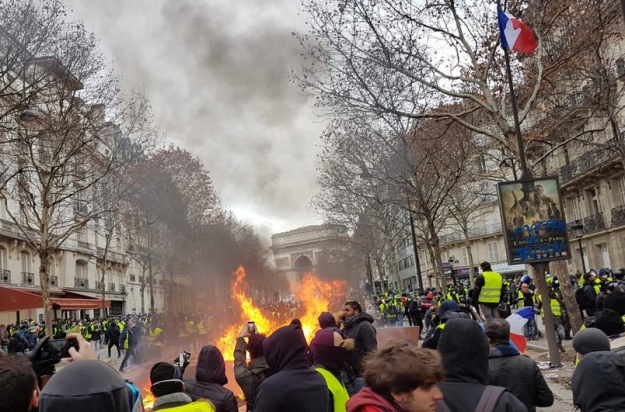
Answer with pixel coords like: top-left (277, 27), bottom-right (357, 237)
top-left (1, 260), bottom-right (625, 411)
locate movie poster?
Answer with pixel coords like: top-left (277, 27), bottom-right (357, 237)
top-left (497, 177), bottom-right (571, 264)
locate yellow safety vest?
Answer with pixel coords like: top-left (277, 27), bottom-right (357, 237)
top-left (479, 271), bottom-right (503, 304)
top-left (517, 291), bottom-right (535, 308)
top-left (155, 401), bottom-right (215, 412)
top-left (538, 295), bottom-right (562, 318)
top-left (315, 367), bottom-right (348, 412)
top-left (197, 322), bottom-right (207, 335)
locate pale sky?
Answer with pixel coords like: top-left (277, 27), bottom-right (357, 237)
top-left (66, 0), bottom-right (324, 241)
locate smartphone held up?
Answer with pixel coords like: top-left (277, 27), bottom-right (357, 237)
top-left (247, 321), bottom-right (256, 334)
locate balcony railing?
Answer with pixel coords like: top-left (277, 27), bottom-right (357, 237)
top-left (74, 277), bottom-right (88, 289)
top-left (21, 272), bottom-right (34, 285)
top-left (95, 281), bottom-right (102, 290)
top-left (120, 284), bottom-right (126, 293)
top-left (108, 283), bottom-right (115, 292)
top-left (0, 269), bottom-right (10, 283)
top-left (129, 274), bottom-right (136, 282)
top-left (611, 205), bottom-right (625, 227)
top-left (49, 275), bottom-right (58, 287)
top-left (584, 213), bottom-right (606, 234)
top-left (439, 223), bottom-right (503, 246)
top-left (559, 138), bottom-right (620, 184)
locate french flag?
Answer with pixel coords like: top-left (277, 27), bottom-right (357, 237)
top-left (506, 306), bottom-right (535, 353)
top-left (497, 9), bottom-right (538, 54)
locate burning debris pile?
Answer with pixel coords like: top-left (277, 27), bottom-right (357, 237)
top-left (216, 266), bottom-right (345, 360)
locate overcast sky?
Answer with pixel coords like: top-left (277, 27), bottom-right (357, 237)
top-left (66, 0), bottom-right (324, 241)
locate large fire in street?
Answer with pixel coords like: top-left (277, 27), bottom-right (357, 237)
top-left (216, 266), bottom-right (345, 361)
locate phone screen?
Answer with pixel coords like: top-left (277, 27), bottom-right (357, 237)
top-left (247, 322), bottom-right (255, 333)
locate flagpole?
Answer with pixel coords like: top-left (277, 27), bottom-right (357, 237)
top-left (498, 1), bottom-right (531, 179)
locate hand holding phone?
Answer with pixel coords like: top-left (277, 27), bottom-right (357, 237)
top-left (247, 321), bottom-right (256, 334)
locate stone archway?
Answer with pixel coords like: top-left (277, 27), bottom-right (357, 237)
top-left (294, 255), bottom-right (313, 272)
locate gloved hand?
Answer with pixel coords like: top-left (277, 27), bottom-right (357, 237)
top-left (27, 336), bottom-right (60, 379)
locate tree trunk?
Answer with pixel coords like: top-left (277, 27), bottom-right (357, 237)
top-left (148, 252), bottom-right (155, 314)
top-left (428, 221), bottom-right (447, 294)
top-left (365, 253), bottom-right (374, 289)
top-left (140, 283), bottom-right (146, 313)
top-left (466, 240), bottom-right (476, 288)
top-left (552, 260), bottom-right (583, 334)
top-left (100, 264), bottom-right (107, 318)
top-left (375, 259), bottom-right (386, 293)
top-left (39, 250), bottom-right (53, 337)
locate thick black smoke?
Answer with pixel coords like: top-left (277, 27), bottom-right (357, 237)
top-left (67, 0), bottom-right (322, 235)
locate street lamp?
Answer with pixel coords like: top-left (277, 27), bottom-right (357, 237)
top-left (570, 220), bottom-right (587, 275)
top-left (19, 108), bottom-right (39, 123)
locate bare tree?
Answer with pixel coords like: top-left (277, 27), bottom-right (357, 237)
top-left (0, 10), bottom-right (157, 335)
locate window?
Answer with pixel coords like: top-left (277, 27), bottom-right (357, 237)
top-left (487, 242), bottom-right (500, 262)
top-left (77, 225), bottom-right (88, 243)
top-left (21, 251), bottom-right (30, 272)
top-left (0, 246), bottom-right (6, 270)
top-left (461, 247), bottom-right (469, 266)
top-left (600, 244), bottom-right (611, 269)
top-left (476, 155), bottom-right (487, 174)
top-left (587, 187), bottom-right (602, 215)
top-left (619, 177), bottom-right (625, 205)
top-left (75, 261), bottom-right (88, 278)
top-left (48, 257), bottom-right (55, 277)
top-left (617, 58), bottom-right (625, 77)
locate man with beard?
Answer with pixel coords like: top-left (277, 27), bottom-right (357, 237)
top-left (253, 324), bottom-right (328, 412)
top-left (341, 300), bottom-right (377, 393)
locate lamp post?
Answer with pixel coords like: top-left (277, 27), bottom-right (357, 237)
top-left (570, 220), bottom-right (587, 275)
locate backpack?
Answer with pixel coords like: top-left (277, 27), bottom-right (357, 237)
top-left (575, 287), bottom-right (588, 309)
top-left (436, 385), bottom-right (505, 412)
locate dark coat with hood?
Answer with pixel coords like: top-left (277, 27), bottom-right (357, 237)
top-left (488, 343), bottom-right (553, 412)
top-left (253, 324), bottom-right (329, 412)
top-left (341, 312), bottom-right (377, 377)
top-left (436, 319), bottom-right (528, 412)
top-left (233, 337), bottom-right (270, 411)
top-left (39, 360), bottom-right (132, 412)
top-left (572, 351), bottom-right (625, 411)
top-left (593, 308), bottom-right (625, 337)
top-left (184, 345), bottom-right (238, 412)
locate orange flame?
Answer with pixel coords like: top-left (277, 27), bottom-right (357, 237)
top-left (216, 266), bottom-right (345, 360)
top-left (292, 274), bottom-right (345, 341)
top-left (142, 385), bottom-right (155, 410)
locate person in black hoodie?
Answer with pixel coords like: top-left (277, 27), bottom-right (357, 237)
top-left (108, 321), bottom-right (121, 358)
top-left (436, 318), bottom-right (528, 412)
top-left (341, 301), bottom-right (377, 393)
top-left (184, 345), bottom-right (238, 412)
top-left (572, 351), bottom-right (625, 411)
top-left (253, 324), bottom-right (329, 412)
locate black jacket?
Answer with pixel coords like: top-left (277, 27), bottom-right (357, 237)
top-left (253, 325), bottom-right (329, 412)
top-left (436, 319), bottom-right (528, 412)
top-left (108, 325), bottom-right (121, 342)
top-left (487, 344), bottom-right (553, 412)
top-left (184, 345), bottom-right (238, 412)
top-left (583, 283), bottom-right (598, 315)
top-left (233, 337), bottom-right (270, 411)
top-left (341, 312), bottom-right (377, 377)
top-left (572, 351), bottom-right (625, 411)
top-left (593, 309), bottom-right (625, 337)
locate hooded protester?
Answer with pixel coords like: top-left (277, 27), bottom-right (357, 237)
top-left (421, 301), bottom-right (471, 350)
top-left (311, 329), bottom-right (350, 412)
top-left (151, 361), bottom-right (215, 412)
top-left (572, 351), bottom-right (625, 411)
top-left (572, 328), bottom-right (611, 360)
top-left (592, 291), bottom-right (625, 337)
top-left (234, 327), bottom-right (270, 412)
top-left (341, 301), bottom-right (377, 393)
top-left (253, 324), bottom-right (329, 412)
top-left (436, 318), bottom-right (528, 412)
top-left (185, 345), bottom-right (237, 412)
top-left (39, 360), bottom-right (135, 412)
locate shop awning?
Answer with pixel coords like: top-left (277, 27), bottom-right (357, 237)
top-left (0, 286), bottom-right (110, 311)
top-left (0, 287), bottom-right (43, 311)
top-left (50, 297), bottom-right (110, 310)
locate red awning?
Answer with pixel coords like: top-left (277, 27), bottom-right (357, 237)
top-left (50, 297), bottom-right (110, 310)
top-left (0, 286), bottom-right (110, 311)
top-left (0, 287), bottom-right (43, 311)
